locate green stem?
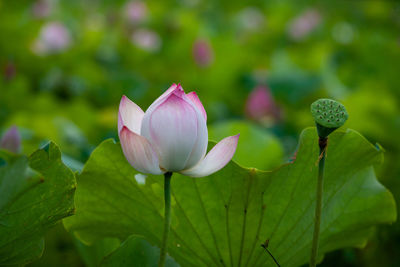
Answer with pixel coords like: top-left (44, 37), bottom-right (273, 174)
top-left (159, 172), bottom-right (173, 267)
top-left (310, 137), bottom-right (327, 267)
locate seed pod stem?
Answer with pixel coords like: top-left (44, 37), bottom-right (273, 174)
top-left (309, 99), bottom-right (348, 267)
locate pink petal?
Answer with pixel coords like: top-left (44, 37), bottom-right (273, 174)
top-left (186, 91), bottom-right (207, 121)
top-left (180, 134), bottom-right (240, 177)
top-left (118, 95), bottom-right (145, 135)
top-left (140, 92), bottom-right (199, 172)
top-left (120, 126), bottom-right (163, 175)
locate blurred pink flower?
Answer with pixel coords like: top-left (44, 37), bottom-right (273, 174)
top-left (236, 7), bottom-right (265, 32)
top-left (124, 1), bottom-right (147, 24)
top-left (0, 126), bottom-right (21, 153)
top-left (32, 0), bottom-right (52, 18)
top-left (3, 61), bottom-right (16, 81)
top-left (118, 84), bottom-right (239, 177)
top-left (131, 29), bottom-right (161, 52)
top-left (288, 8), bottom-right (321, 41)
top-left (245, 86), bottom-right (281, 125)
top-left (192, 39), bottom-right (214, 67)
top-left (32, 22), bottom-right (72, 55)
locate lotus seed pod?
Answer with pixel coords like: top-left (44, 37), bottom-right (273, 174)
top-left (311, 98), bottom-right (348, 138)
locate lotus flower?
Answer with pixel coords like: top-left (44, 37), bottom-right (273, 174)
top-left (118, 84), bottom-right (239, 177)
top-left (124, 1), bottom-right (147, 24)
top-left (287, 8), bottom-right (321, 41)
top-left (4, 61), bottom-right (16, 81)
top-left (32, 0), bottom-right (52, 18)
top-left (131, 29), bottom-right (162, 52)
top-left (236, 7), bottom-right (265, 32)
top-left (32, 21), bottom-right (71, 55)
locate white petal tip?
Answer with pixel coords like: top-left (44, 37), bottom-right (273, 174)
top-left (118, 96), bottom-right (144, 135)
top-left (180, 134), bottom-right (240, 178)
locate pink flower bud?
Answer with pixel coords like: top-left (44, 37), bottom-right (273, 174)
top-left (245, 86), bottom-right (281, 124)
top-left (192, 39), bottom-right (214, 67)
top-left (118, 84), bottom-right (239, 177)
top-left (0, 126), bottom-right (21, 153)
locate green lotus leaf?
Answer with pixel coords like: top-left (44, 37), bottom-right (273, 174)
top-left (64, 128), bottom-right (396, 266)
top-left (0, 143), bottom-right (76, 265)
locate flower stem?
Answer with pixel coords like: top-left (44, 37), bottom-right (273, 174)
top-left (159, 172), bottom-right (173, 267)
top-left (310, 137), bottom-right (327, 267)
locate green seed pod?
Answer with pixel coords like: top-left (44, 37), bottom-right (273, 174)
top-left (311, 99), bottom-right (348, 138)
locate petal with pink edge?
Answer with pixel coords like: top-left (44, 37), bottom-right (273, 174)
top-left (182, 102), bottom-right (208, 170)
top-left (180, 134), bottom-right (240, 177)
top-left (118, 95), bottom-right (145, 135)
top-left (145, 83), bottom-right (181, 113)
top-left (186, 91), bottom-right (207, 121)
top-left (120, 126), bottom-right (163, 175)
top-left (155, 83), bottom-right (178, 103)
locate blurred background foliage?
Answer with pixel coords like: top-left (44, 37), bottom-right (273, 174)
top-left (0, 0), bottom-right (399, 266)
